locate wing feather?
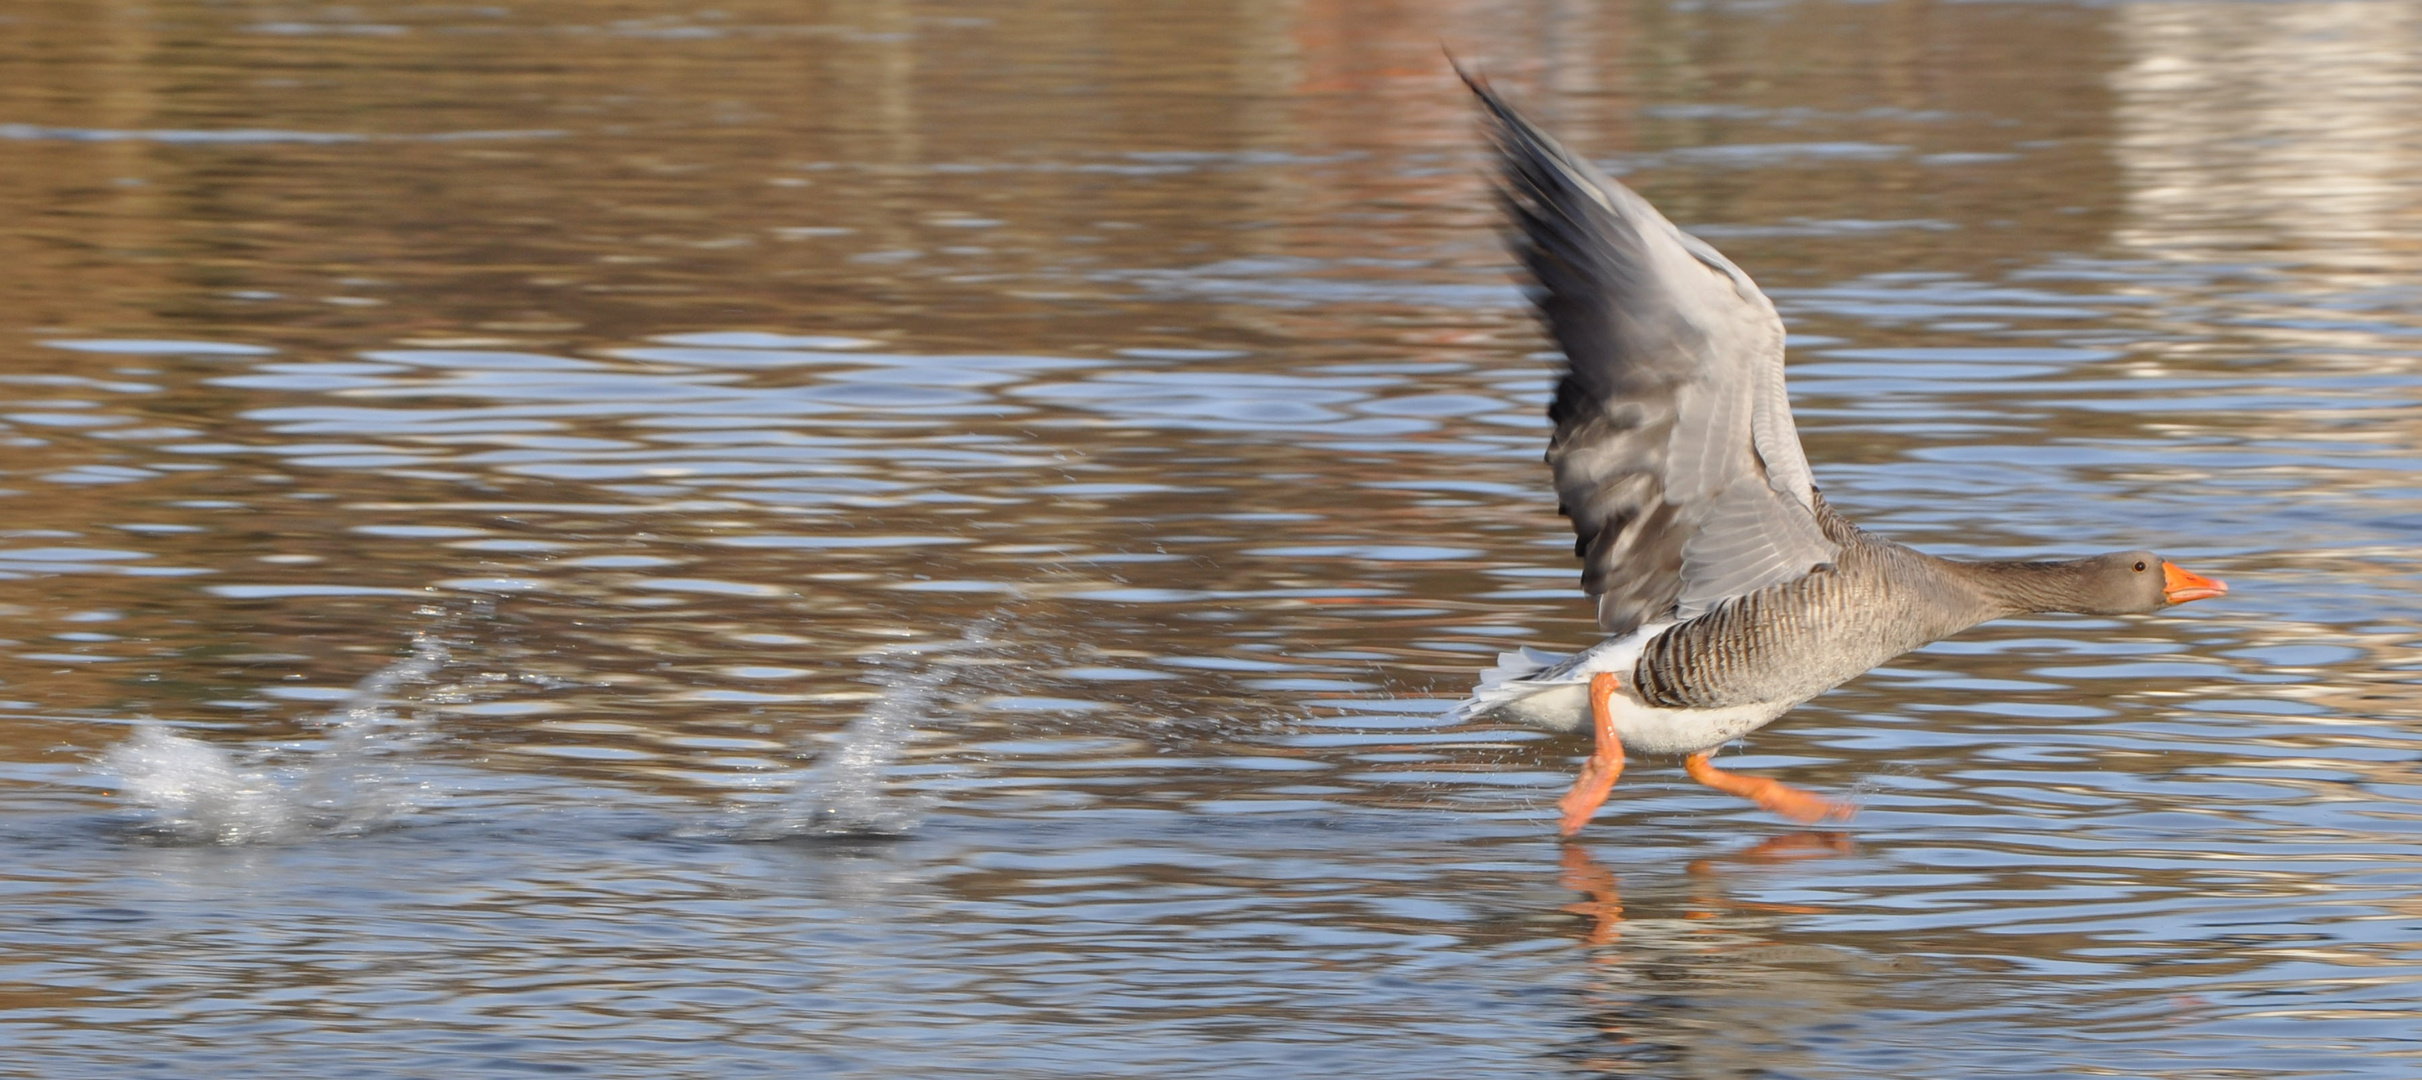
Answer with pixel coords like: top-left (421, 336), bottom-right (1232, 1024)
top-left (1463, 69), bottom-right (1839, 634)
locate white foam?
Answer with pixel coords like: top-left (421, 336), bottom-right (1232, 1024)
top-left (101, 725), bottom-right (298, 844)
top-left (101, 633), bottom-right (449, 843)
top-left (738, 618), bottom-right (1002, 839)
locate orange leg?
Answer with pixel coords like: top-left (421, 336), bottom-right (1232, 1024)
top-left (1555, 672), bottom-right (1625, 836)
top-left (1683, 752), bottom-right (1854, 824)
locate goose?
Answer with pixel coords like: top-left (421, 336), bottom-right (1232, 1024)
top-left (1448, 71), bottom-right (2228, 836)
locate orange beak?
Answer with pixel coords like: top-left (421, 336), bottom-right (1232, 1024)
top-left (2161, 561), bottom-right (2228, 604)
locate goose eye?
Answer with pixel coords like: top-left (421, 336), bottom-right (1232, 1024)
top-left (2133, 561), bottom-right (2147, 572)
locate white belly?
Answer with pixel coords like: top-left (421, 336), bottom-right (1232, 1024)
top-left (1451, 623), bottom-right (1801, 755)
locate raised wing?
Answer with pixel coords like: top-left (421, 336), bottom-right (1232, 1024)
top-left (1466, 72), bottom-right (1837, 635)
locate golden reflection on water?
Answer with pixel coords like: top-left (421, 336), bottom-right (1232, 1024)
top-left (2113, 1), bottom-right (2422, 263)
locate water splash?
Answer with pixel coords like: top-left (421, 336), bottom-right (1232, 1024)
top-left (99, 725), bottom-right (298, 844)
top-left (736, 618), bottom-right (1003, 839)
top-left (100, 632), bottom-right (451, 843)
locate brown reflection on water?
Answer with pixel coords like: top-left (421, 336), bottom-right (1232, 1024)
top-left (0, 0), bottom-right (2135, 341)
top-left (2112, 1), bottom-right (2422, 264)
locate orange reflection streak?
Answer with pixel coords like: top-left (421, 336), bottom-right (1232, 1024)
top-left (1560, 832), bottom-right (1857, 947)
top-left (1558, 842), bottom-right (1626, 947)
top-left (1687, 832), bottom-right (1857, 917)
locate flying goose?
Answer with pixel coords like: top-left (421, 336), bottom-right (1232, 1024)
top-left (1449, 72), bottom-right (2228, 835)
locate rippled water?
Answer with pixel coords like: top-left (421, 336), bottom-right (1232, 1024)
top-left (3, 2), bottom-right (2421, 1076)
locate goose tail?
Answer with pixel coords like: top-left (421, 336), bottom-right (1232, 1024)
top-left (1446, 646), bottom-right (1570, 722)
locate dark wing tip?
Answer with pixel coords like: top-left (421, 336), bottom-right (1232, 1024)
top-left (1447, 50), bottom-right (1487, 97)
top-left (1449, 61), bottom-right (1565, 165)
top-left (1444, 53), bottom-right (1519, 126)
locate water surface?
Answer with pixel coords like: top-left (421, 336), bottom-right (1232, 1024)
top-left (3, 1), bottom-right (2421, 1076)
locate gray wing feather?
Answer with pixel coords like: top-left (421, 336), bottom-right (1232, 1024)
top-left (1465, 71), bottom-right (1838, 635)
top-left (1675, 483), bottom-right (1838, 618)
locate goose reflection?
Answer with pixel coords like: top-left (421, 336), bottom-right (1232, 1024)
top-left (1553, 836), bottom-right (1875, 1074)
top-left (1559, 833), bottom-right (1856, 947)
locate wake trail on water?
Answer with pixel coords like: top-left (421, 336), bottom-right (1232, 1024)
top-left (731, 616), bottom-right (1009, 840)
top-left (98, 607), bottom-right (1094, 844)
top-left (99, 631), bottom-right (453, 844)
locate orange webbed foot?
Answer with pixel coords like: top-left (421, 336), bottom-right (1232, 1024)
top-left (1555, 672), bottom-right (1625, 836)
top-left (1683, 751), bottom-right (1854, 824)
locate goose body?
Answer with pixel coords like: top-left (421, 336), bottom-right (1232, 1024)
top-left (1451, 70), bottom-right (2227, 832)
top-left (1455, 504), bottom-right (2005, 752)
